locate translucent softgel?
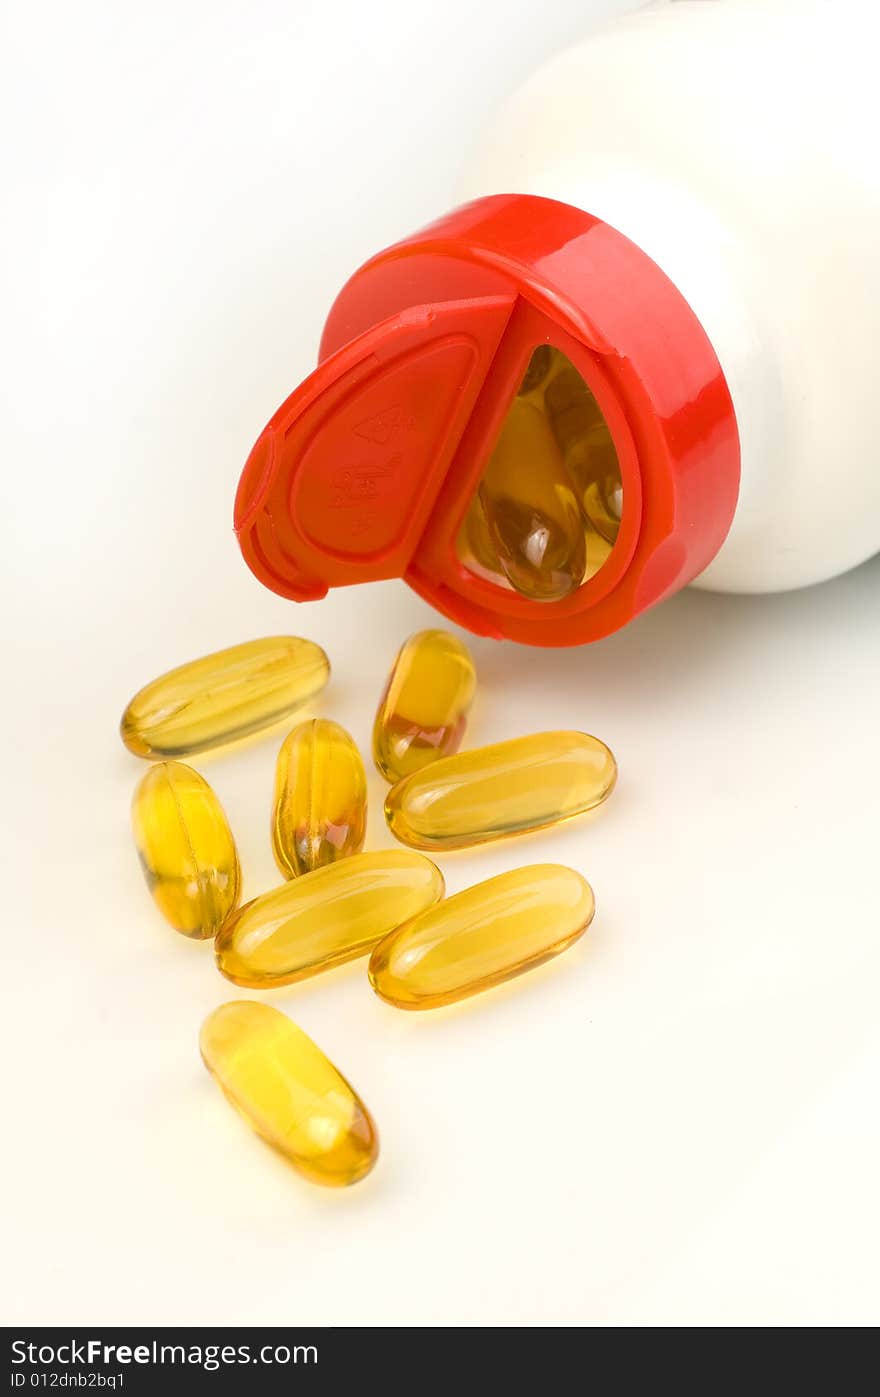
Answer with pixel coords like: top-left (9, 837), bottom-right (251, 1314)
top-left (369, 864), bottom-right (595, 1009)
top-left (215, 849), bottom-right (445, 988)
top-left (131, 760), bottom-right (241, 938)
top-left (372, 629), bottom-right (476, 783)
top-left (458, 347), bottom-right (623, 599)
top-left (384, 730), bottom-right (617, 850)
top-left (272, 718), bottom-right (367, 878)
top-left (200, 1001), bottom-right (378, 1187)
top-left (120, 636), bottom-right (330, 758)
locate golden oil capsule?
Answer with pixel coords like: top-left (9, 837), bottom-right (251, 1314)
top-left (544, 367), bottom-right (623, 546)
top-left (372, 629), bottom-right (476, 783)
top-left (459, 493), bottom-right (503, 576)
top-left (544, 366), bottom-right (606, 452)
top-left (272, 718), bottom-right (367, 879)
top-left (215, 849), bottom-right (444, 988)
top-left (384, 730), bottom-right (617, 851)
top-left (200, 1001), bottom-right (378, 1187)
top-left (478, 397), bottom-right (586, 600)
top-left (369, 864), bottom-right (594, 1010)
top-left (581, 471), bottom-right (623, 545)
top-left (120, 636), bottom-right (330, 758)
top-left (131, 761), bottom-right (241, 938)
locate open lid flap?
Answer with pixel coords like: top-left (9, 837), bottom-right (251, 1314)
top-left (234, 295), bottom-right (516, 600)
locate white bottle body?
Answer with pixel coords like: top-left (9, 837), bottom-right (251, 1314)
top-left (460, 0), bottom-right (880, 593)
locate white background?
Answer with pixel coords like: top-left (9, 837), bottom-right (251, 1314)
top-left (3, 0), bottom-right (879, 1327)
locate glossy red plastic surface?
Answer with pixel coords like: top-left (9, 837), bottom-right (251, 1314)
top-left (236, 194), bottom-right (740, 645)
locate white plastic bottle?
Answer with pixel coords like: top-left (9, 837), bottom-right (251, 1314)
top-left (237, 0), bottom-right (880, 645)
top-left (460, 0), bottom-right (880, 595)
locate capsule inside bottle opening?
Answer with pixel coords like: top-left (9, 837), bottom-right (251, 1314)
top-left (120, 635), bottom-right (330, 758)
top-left (131, 760), bottom-right (241, 938)
top-left (272, 718), bottom-right (367, 878)
top-left (215, 849), bottom-right (445, 987)
top-left (457, 347), bottom-right (623, 599)
top-left (200, 1001), bottom-right (378, 1187)
top-left (372, 629), bottom-right (476, 783)
top-left (369, 864), bottom-right (595, 1009)
top-left (384, 730), bottom-right (617, 850)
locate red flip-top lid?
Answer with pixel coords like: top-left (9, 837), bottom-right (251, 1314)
top-left (235, 194), bottom-right (740, 646)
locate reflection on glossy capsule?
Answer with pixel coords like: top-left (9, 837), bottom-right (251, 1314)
top-left (200, 1001), bottom-right (378, 1187)
top-left (582, 473), bottom-right (623, 545)
top-left (372, 630), bottom-right (477, 783)
top-left (272, 718), bottom-right (366, 878)
top-left (384, 730), bottom-right (617, 851)
top-left (120, 636), bottom-right (330, 758)
top-left (459, 493), bottom-right (503, 578)
top-left (479, 398), bottom-right (586, 600)
top-left (215, 849), bottom-right (445, 988)
top-left (544, 367), bottom-right (623, 546)
top-left (369, 864), bottom-right (595, 1010)
top-left (131, 761), bottom-right (241, 938)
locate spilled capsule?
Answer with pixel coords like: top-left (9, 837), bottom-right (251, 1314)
top-left (384, 730), bottom-right (617, 851)
top-left (272, 718), bottom-right (366, 878)
top-left (478, 397), bottom-right (586, 600)
top-left (131, 761), bottom-right (241, 938)
top-left (120, 636), bottom-right (330, 758)
top-left (200, 1001), bottom-right (378, 1187)
top-left (372, 630), bottom-right (476, 783)
top-left (215, 849), bottom-right (444, 988)
top-left (369, 864), bottom-right (595, 1010)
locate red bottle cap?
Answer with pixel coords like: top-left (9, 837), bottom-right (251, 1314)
top-left (235, 194), bottom-right (739, 645)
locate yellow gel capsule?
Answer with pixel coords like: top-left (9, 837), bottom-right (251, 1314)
top-left (479, 397), bottom-right (586, 600)
top-left (120, 636), bottom-right (330, 758)
top-left (215, 849), bottom-right (444, 988)
top-left (544, 366), bottom-right (606, 453)
top-left (581, 470), bottom-right (623, 545)
top-left (372, 629), bottom-right (477, 783)
top-left (131, 761), bottom-right (241, 938)
top-left (200, 1001), bottom-right (378, 1187)
top-left (369, 864), bottom-right (594, 1010)
top-left (384, 730), bottom-right (617, 851)
top-left (459, 493), bottom-right (503, 576)
top-left (272, 718), bottom-right (367, 879)
top-left (544, 367), bottom-right (623, 546)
